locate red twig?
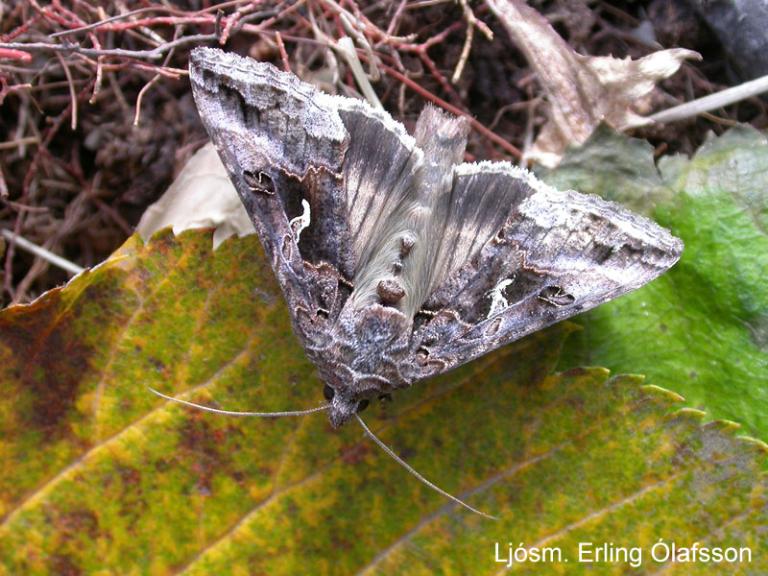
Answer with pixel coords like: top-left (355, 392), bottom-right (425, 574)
top-left (275, 32), bottom-right (291, 72)
top-left (381, 63), bottom-right (522, 159)
top-left (0, 48), bottom-right (32, 62)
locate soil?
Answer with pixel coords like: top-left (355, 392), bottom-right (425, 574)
top-left (1, 0), bottom-right (765, 306)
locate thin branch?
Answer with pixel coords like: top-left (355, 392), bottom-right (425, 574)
top-left (638, 73), bottom-right (768, 126)
top-left (453, 15), bottom-right (474, 84)
top-left (134, 25), bottom-right (182, 126)
top-left (0, 136), bottom-right (39, 151)
top-left (335, 36), bottom-right (382, 108)
top-left (1, 229), bottom-right (84, 276)
top-left (385, 0), bottom-right (408, 38)
top-left (275, 31), bottom-right (291, 72)
top-left (55, 52), bottom-right (78, 130)
top-left (49, 6), bottom-right (176, 38)
top-left (380, 63), bottom-right (522, 158)
top-left (453, 0), bottom-right (493, 83)
top-left (133, 74), bottom-right (161, 126)
top-left (0, 35), bottom-right (214, 61)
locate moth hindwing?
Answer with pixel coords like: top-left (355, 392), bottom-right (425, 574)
top-left (190, 47), bottom-right (683, 428)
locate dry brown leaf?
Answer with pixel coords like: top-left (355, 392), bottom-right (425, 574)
top-left (487, 0), bottom-right (700, 166)
top-left (136, 142), bottom-right (254, 247)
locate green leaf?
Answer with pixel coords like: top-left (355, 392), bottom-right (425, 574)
top-left (1, 229), bottom-right (766, 574)
top-left (540, 124), bottom-right (671, 213)
top-left (553, 126), bottom-right (768, 441)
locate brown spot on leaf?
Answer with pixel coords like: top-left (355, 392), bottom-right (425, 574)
top-left (59, 508), bottom-right (100, 540)
top-left (118, 465), bottom-right (142, 487)
top-left (0, 275), bottom-right (125, 438)
top-left (340, 442), bottom-right (371, 465)
top-left (179, 413), bottom-right (234, 494)
top-left (50, 554), bottom-right (82, 576)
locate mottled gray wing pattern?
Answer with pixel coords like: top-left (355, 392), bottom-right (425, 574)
top-left (406, 162), bottom-right (683, 380)
top-left (189, 48), bottom-right (421, 343)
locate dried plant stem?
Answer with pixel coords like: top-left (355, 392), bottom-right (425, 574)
top-left (275, 31), bottom-right (291, 72)
top-left (0, 137), bottom-right (39, 151)
top-left (1, 229), bottom-right (84, 276)
top-left (641, 73), bottom-right (768, 126)
top-left (55, 53), bottom-right (78, 130)
top-left (381, 63), bottom-right (522, 158)
top-left (0, 37), bottom-right (211, 60)
top-left (133, 74), bottom-right (161, 126)
top-left (452, 0), bottom-right (493, 83)
top-left (336, 36), bottom-right (382, 108)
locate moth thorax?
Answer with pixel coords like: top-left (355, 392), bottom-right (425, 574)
top-left (351, 229), bottom-right (421, 312)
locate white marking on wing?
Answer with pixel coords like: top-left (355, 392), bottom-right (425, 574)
top-left (289, 199), bottom-right (311, 243)
top-left (487, 278), bottom-right (514, 318)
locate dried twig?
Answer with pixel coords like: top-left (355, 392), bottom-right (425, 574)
top-left (452, 0), bottom-right (493, 83)
top-left (133, 74), bottom-right (161, 126)
top-left (1, 228), bottom-right (84, 276)
top-left (335, 36), bottom-right (382, 108)
top-left (640, 73), bottom-right (768, 126)
top-left (55, 52), bottom-right (78, 130)
top-left (0, 137), bottom-right (40, 151)
top-left (275, 31), bottom-right (291, 72)
top-left (0, 36), bottom-right (214, 60)
top-left (3, 0), bottom-right (758, 305)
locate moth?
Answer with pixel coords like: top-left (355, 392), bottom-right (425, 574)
top-left (185, 47), bottom-right (682, 515)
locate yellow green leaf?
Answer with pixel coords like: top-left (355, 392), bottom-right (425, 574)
top-left (0, 229), bottom-right (765, 575)
top-left (553, 127), bottom-right (768, 441)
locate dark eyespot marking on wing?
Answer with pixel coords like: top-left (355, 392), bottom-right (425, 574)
top-left (538, 285), bottom-right (575, 307)
top-left (243, 170), bottom-right (275, 195)
top-left (281, 234), bottom-right (293, 261)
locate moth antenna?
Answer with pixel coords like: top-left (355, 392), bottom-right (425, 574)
top-left (147, 386), bottom-right (330, 417)
top-left (354, 414), bottom-right (497, 520)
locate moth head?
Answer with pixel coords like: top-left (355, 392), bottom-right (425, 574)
top-left (323, 383), bottom-right (370, 428)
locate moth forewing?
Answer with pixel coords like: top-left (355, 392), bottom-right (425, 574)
top-left (188, 47), bottom-right (683, 519)
top-left (189, 47), bottom-right (683, 425)
top-left (407, 162), bottom-right (683, 378)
